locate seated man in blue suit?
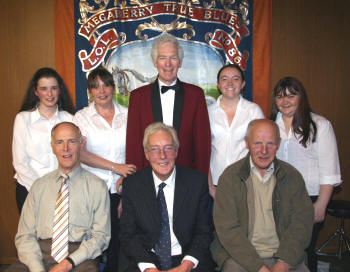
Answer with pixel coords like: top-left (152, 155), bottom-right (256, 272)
top-left (120, 122), bottom-right (213, 272)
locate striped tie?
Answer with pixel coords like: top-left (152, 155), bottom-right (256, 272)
top-left (51, 173), bottom-right (69, 263)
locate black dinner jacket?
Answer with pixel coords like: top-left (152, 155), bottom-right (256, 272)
top-left (119, 165), bottom-right (213, 271)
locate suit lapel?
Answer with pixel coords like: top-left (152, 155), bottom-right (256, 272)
top-left (173, 165), bottom-right (188, 221)
top-left (151, 80), bottom-right (163, 123)
top-left (143, 167), bottom-right (160, 223)
top-left (172, 80), bottom-right (184, 134)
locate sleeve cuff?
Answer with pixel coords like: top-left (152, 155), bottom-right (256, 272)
top-left (137, 256), bottom-right (198, 271)
top-left (320, 175), bottom-right (342, 186)
top-left (69, 248), bottom-right (86, 266)
top-left (138, 262), bottom-right (157, 272)
top-left (27, 260), bottom-right (45, 272)
top-left (183, 255), bottom-right (198, 269)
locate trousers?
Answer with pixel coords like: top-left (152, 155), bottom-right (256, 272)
top-left (6, 239), bottom-right (100, 272)
top-left (222, 257), bottom-right (309, 272)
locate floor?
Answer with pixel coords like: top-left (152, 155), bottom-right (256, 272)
top-left (318, 253), bottom-right (350, 271)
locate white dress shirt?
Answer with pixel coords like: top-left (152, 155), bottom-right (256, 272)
top-left (138, 168), bottom-right (198, 272)
top-left (275, 112), bottom-right (342, 196)
top-left (12, 108), bottom-right (73, 191)
top-left (209, 95), bottom-right (264, 185)
top-left (73, 101), bottom-right (128, 193)
top-left (158, 79), bottom-right (176, 126)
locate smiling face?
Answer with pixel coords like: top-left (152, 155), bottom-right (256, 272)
top-left (145, 130), bottom-right (178, 181)
top-left (89, 76), bottom-right (114, 107)
top-left (275, 88), bottom-right (300, 118)
top-left (217, 66), bottom-right (245, 100)
top-left (34, 77), bottom-right (60, 109)
top-left (51, 123), bottom-right (81, 174)
top-left (245, 120), bottom-right (280, 177)
top-left (153, 42), bottom-right (181, 85)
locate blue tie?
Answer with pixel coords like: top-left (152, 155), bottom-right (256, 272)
top-left (154, 182), bottom-right (172, 270)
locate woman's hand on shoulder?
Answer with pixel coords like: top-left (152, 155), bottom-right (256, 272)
top-left (116, 176), bottom-right (124, 194)
top-left (209, 185), bottom-right (216, 199)
top-left (80, 136), bottom-right (87, 151)
top-left (113, 163), bottom-right (137, 177)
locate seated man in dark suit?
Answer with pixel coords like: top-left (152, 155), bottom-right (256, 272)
top-left (120, 122), bottom-right (213, 272)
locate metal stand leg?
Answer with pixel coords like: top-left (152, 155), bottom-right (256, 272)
top-left (317, 230), bottom-right (340, 256)
top-left (317, 216), bottom-right (350, 259)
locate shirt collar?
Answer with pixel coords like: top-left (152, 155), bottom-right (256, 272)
top-left (249, 156), bottom-right (274, 182)
top-left (215, 94), bottom-right (242, 109)
top-left (275, 111), bottom-right (283, 125)
top-left (56, 165), bottom-right (82, 183)
top-left (215, 95), bottom-right (223, 108)
top-left (158, 78), bottom-right (178, 91)
top-left (31, 106), bottom-right (59, 124)
top-left (89, 100), bottom-right (120, 117)
top-left (152, 167), bottom-right (176, 190)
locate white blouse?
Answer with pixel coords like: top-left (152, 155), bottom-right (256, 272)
top-left (12, 108), bottom-right (73, 191)
top-left (276, 112), bottom-right (342, 196)
top-left (73, 101), bottom-right (128, 194)
top-left (209, 95), bottom-right (264, 185)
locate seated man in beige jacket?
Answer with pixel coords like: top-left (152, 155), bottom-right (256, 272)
top-left (7, 122), bottom-right (110, 272)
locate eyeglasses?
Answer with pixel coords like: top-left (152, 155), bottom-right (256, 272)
top-left (147, 145), bottom-right (176, 157)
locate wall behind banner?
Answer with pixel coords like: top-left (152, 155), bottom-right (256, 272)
top-left (270, 0), bottom-right (350, 250)
top-left (0, 0), bottom-right (56, 262)
top-left (0, 0), bottom-right (349, 263)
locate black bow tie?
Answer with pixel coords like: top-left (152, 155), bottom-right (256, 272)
top-left (161, 84), bottom-right (178, 94)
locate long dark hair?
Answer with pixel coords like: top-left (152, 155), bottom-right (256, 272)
top-left (269, 76), bottom-right (317, 147)
top-left (19, 67), bottom-right (75, 114)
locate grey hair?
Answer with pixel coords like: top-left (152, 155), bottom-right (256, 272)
top-left (51, 122), bottom-right (82, 143)
top-left (150, 34), bottom-right (184, 63)
top-left (245, 119), bottom-right (281, 141)
top-left (143, 122), bottom-right (179, 151)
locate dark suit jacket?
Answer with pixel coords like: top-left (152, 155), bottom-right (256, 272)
top-left (119, 165), bottom-right (213, 271)
top-left (126, 79), bottom-right (211, 175)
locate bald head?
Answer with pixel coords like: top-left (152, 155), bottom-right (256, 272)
top-left (244, 119), bottom-right (281, 176)
top-left (51, 122), bottom-right (82, 142)
top-left (245, 119), bottom-right (280, 143)
top-left (51, 122), bottom-right (82, 174)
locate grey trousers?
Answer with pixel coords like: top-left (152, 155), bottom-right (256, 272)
top-left (6, 239), bottom-right (99, 272)
top-left (222, 257), bottom-right (309, 272)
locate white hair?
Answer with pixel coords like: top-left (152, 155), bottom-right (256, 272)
top-left (150, 34), bottom-right (184, 63)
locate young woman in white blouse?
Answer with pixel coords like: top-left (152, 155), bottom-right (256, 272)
top-left (73, 66), bottom-right (136, 272)
top-left (270, 76), bottom-right (342, 272)
top-left (12, 68), bottom-right (75, 213)
top-left (208, 64), bottom-right (264, 198)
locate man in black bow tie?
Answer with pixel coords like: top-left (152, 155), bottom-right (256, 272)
top-left (126, 34), bottom-right (211, 176)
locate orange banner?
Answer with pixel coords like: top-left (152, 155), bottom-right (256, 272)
top-left (55, 0), bottom-right (75, 105)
